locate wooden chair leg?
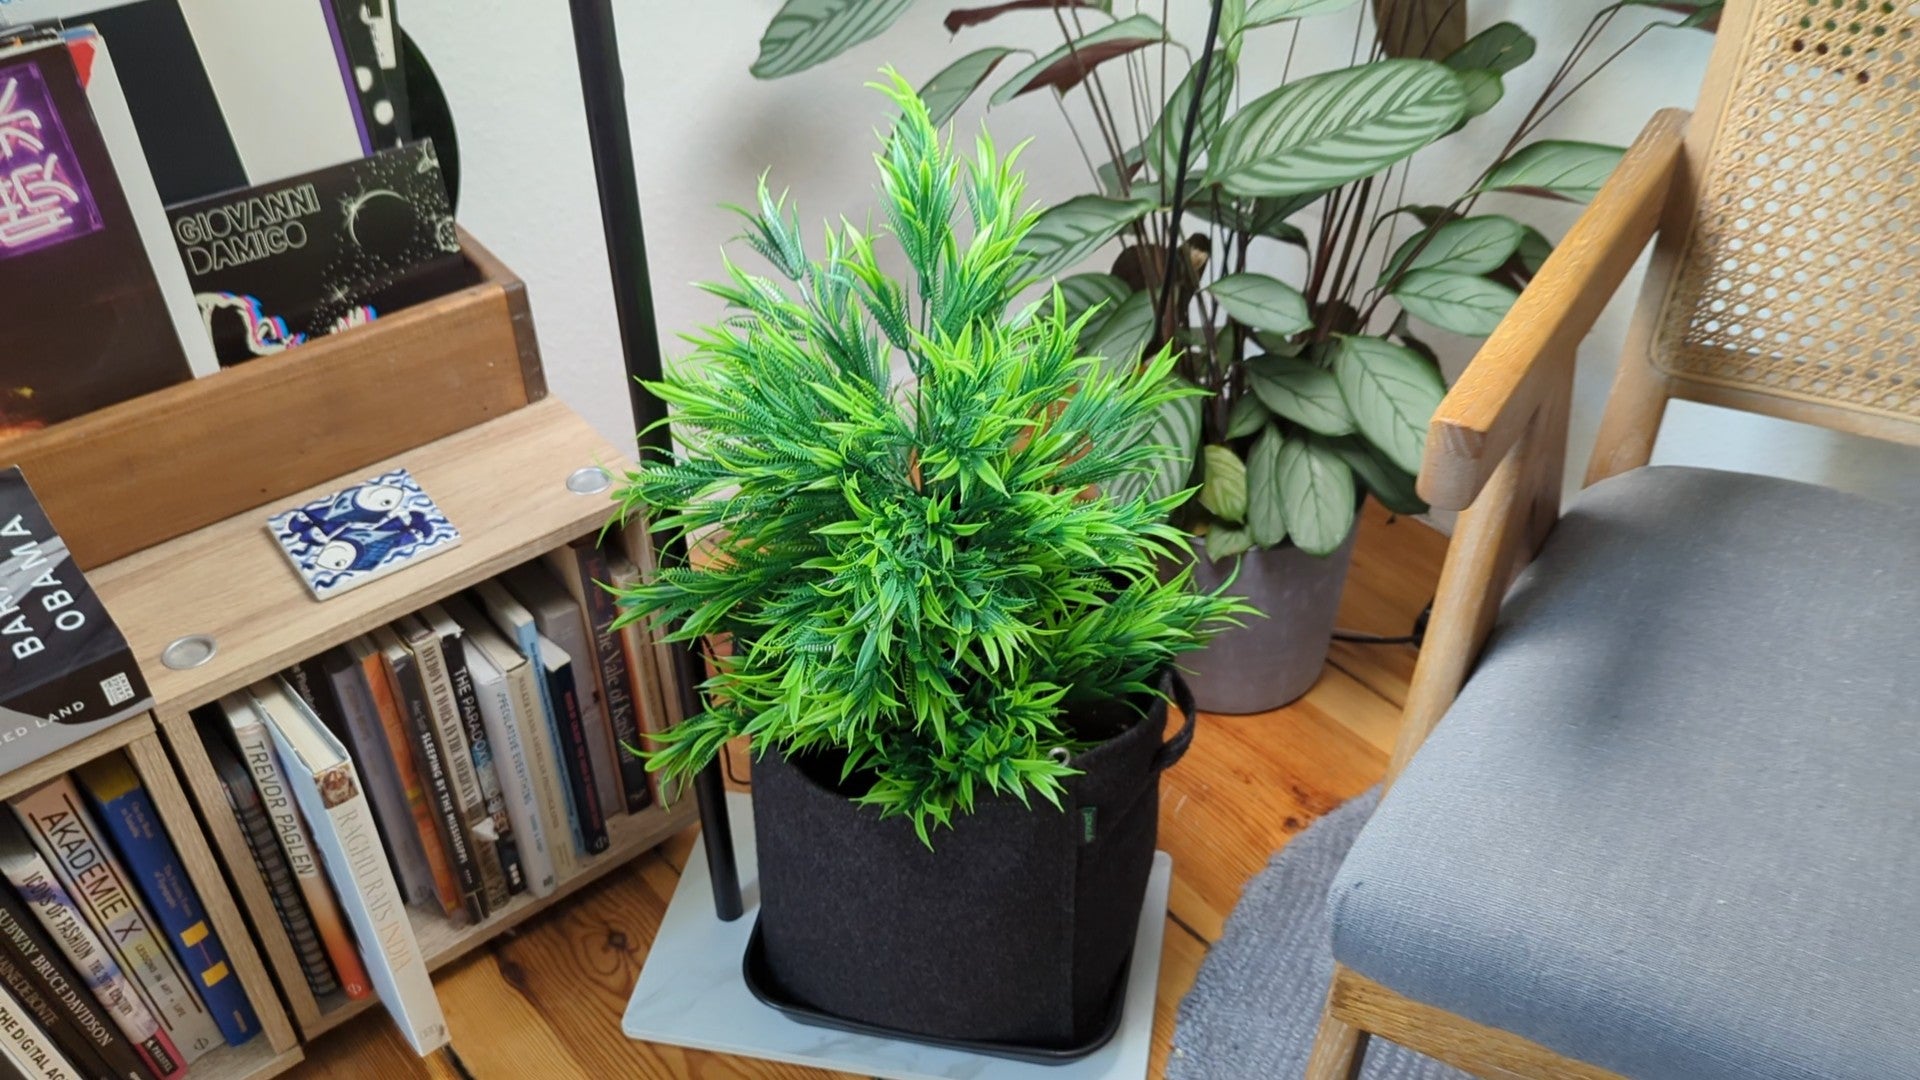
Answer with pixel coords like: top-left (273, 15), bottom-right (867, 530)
top-left (1304, 999), bottom-right (1370, 1080)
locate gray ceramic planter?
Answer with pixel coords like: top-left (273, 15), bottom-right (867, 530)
top-left (1177, 519), bottom-right (1360, 714)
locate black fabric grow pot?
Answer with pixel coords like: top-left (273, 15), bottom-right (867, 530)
top-left (747, 672), bottom-right (1196, 1055)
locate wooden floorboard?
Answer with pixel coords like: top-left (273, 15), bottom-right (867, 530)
top-left (292, 511), bottom-right (1447, 1078)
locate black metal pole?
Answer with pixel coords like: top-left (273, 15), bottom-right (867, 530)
top-left (567, 0), bottom-right (744, 923)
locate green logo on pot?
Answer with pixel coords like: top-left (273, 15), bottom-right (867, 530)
top-left (1081, 807), bottom-right (1098, 844)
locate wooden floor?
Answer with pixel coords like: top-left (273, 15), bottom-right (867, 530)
top-left (295, 504), bottom-right (1446, 1079)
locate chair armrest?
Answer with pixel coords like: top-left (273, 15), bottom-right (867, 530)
top-left (1417, 108), bottom-right (1690, 511)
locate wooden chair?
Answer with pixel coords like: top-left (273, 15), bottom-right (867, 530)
top-left (1304, 0), bottom-right (1920, 1076)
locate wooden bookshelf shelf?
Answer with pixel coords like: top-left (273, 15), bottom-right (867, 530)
top-left (192, 1035), bottom-right (304, 1080)
top-left (92, 397), bottom-right (634, 718)
top-left (303, 797), bottom-right (696, 1038)
top-left (5, 232), bottom-right (692, 1077)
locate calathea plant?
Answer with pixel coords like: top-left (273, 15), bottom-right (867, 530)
top-left (744, 0), bottom-right (1720, 557)
top-left (611, 73), bottom-right (1246, 842)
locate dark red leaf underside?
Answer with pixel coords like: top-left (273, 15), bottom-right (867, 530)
top-left (946, 0), bottom-right (1105, 34)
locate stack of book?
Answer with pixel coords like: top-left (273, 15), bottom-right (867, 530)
top-left (0, 752), bottom-right (262, 1079)
top-left (188, 541), bottom-right (670, 1052)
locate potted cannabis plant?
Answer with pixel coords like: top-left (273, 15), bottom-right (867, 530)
top-left (611, 75), bottom-right (1244, 1054)
top-left (743, 0), bottom-right (1719, 712)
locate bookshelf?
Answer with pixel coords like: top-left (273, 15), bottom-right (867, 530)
top-left (2, 235), bottom-right (698, 1073)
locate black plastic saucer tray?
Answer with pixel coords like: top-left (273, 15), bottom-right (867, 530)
top-left (740, 919), bottom-right (1132, 1065)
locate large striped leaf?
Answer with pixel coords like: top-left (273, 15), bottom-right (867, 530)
top-left (991, 15), bottom-right (1166, 105)
top-left (1244, 424), bottom-right (1288, 547)
top-left (919, 48), bottom-right (1019, 127)
top-left (1248, 355), bottom-right (1355, 436)
top-left (1206, 273), bottom-right (1311, 335)
top-left (1017, 196), bottom-right (1155, 281)
top-left (1393, 269), bottom-right (1517, 336)
top-left (1245, 0), bottom-right (1358, 28)
top-left (1277, 436), bottom-right (1356, 556)
top-left (752, 0), bottom-right (915, 79)
top-left (1200, 444), bottom-right (1249, 523)
top-left (1084, 288), bottom-right (1156, 373)
top-left (1332, 335), bottom-right (1444, 475)
top-left (1444, 22), bottom-right (1536, 76)
top-left (1385, 215), bottom-right (1523, 279)
top-left (1327, 435), bottom-right (1426, 514)
top-left (1208, 60), bottom-right (1467, 197)
top-left (1107, 380), bottom-right (1202, 507)
top-left (1058, 273), bottom-right (1133, 329)
top-left (1477, 141), bottom-right (1624, 203)
top-left (1145, 55), bottom-right (1237, 181)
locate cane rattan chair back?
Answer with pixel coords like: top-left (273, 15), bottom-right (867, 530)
top-left (1646, 0), bottom-right (1920, 444)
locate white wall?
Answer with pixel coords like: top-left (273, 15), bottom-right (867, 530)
top-left (406, 0), bottom-right (1919, 506)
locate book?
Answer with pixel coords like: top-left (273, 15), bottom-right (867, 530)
top-left (167, 141), bottom-right (467, 366)
top-left (534, 632), bottom-right (608, 856)
top-left (51, 28), bottom-right (219, 379)
top-left (0, 986), bottom-right (77, 1080)
top-left (422, 604), bottom-right (524, 896)
top-left (73, 753), bottom-right (259, 1047)
top-left (506, 563), bottom-right (623, 821)
top-left (10, 777), bottom-right (223, 1060)
top-left (0, 901), bottom-right (116, 1079)
top-left (451, 597), bottom-right (574, 886)
top-left (197, 708), bottom-right (338, 1001)
top-left (255, 675), bottom-right (449, 1055)
top-left (372, 626), bottom-right (484, 923)
top-left (544, 543), bottom-right (651, 814)
top-left (0, 884), bottom-right (147, 1080)
top-left (472, 580), bottom-right (587, 855)
top-left (447, 600), bottom-right (556, 899)
top-left (296, 649), bottom-right (438, 915)
top-left (606, 552), bottom-right (674, 801)
top-left (400, 615), bottom-right (506, 913)
top-left (0, 812), bottom-right (181, 1078)
top-left (0, 469), bottom-right (151, 773)
top-left (219, 692), bottom-right (371, 1001)
top-left (0, 38), bottom-right (198, 438)
top-left (266, 467), bottom-right (460, 600)
top-left (347, 635), bottom-right (458, 915)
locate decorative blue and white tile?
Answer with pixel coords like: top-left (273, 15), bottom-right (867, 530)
top-left (266, 467), bottom-right (459, 599)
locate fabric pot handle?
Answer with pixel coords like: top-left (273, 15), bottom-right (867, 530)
top-left (1151, 671), bottom-right (1198, 774)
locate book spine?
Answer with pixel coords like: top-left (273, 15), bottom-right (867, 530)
top-left (0, 934), bottom-right (114, 1080)
top-left (363, 651), bottom-right (461, 915)
top-left (467, 651), bottom-right (556, 898)
top-left (230, 722), bottom-right (371, 1000)
top-left (0, 887), bottom-right (147, 1080)
top-left (11, 782), bottom-right (224, 1061)
top-left (209, 738), bottom-right (338, 999)
top-left (411, 631), bottom-right (508, 913)
top-left (503, 661), bottom-right (576, 882)
top-left (78, 764), bottom-right (259, 1047)
top-left (572, 544), bottom-right (651, 813)
top-left (0, 819), bottom-right (183, 1079)
top-left (277, 754), bottom-right (449, 1056)
top-left (326, 660), bottom-right (437, 913)
top-left (608, 556), bottom-right (674, 805)
top-left (440, 639), bottom-right (524, 897)
top-left (546, 662), bottom-right (608, 855)
top-left (0, 989), bottom-right (79, 1080)
top-left (389, 650), bottom-right (487, 923)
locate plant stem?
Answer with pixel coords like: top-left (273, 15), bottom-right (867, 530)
top-left (1153, 0), bottom-right (1227, 341)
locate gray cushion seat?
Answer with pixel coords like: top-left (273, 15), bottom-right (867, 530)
top-left (1329, 466), bottom-right (1920, 1080)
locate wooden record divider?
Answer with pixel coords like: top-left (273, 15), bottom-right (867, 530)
top-left (2, 235), bottom-right (696, 1073)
